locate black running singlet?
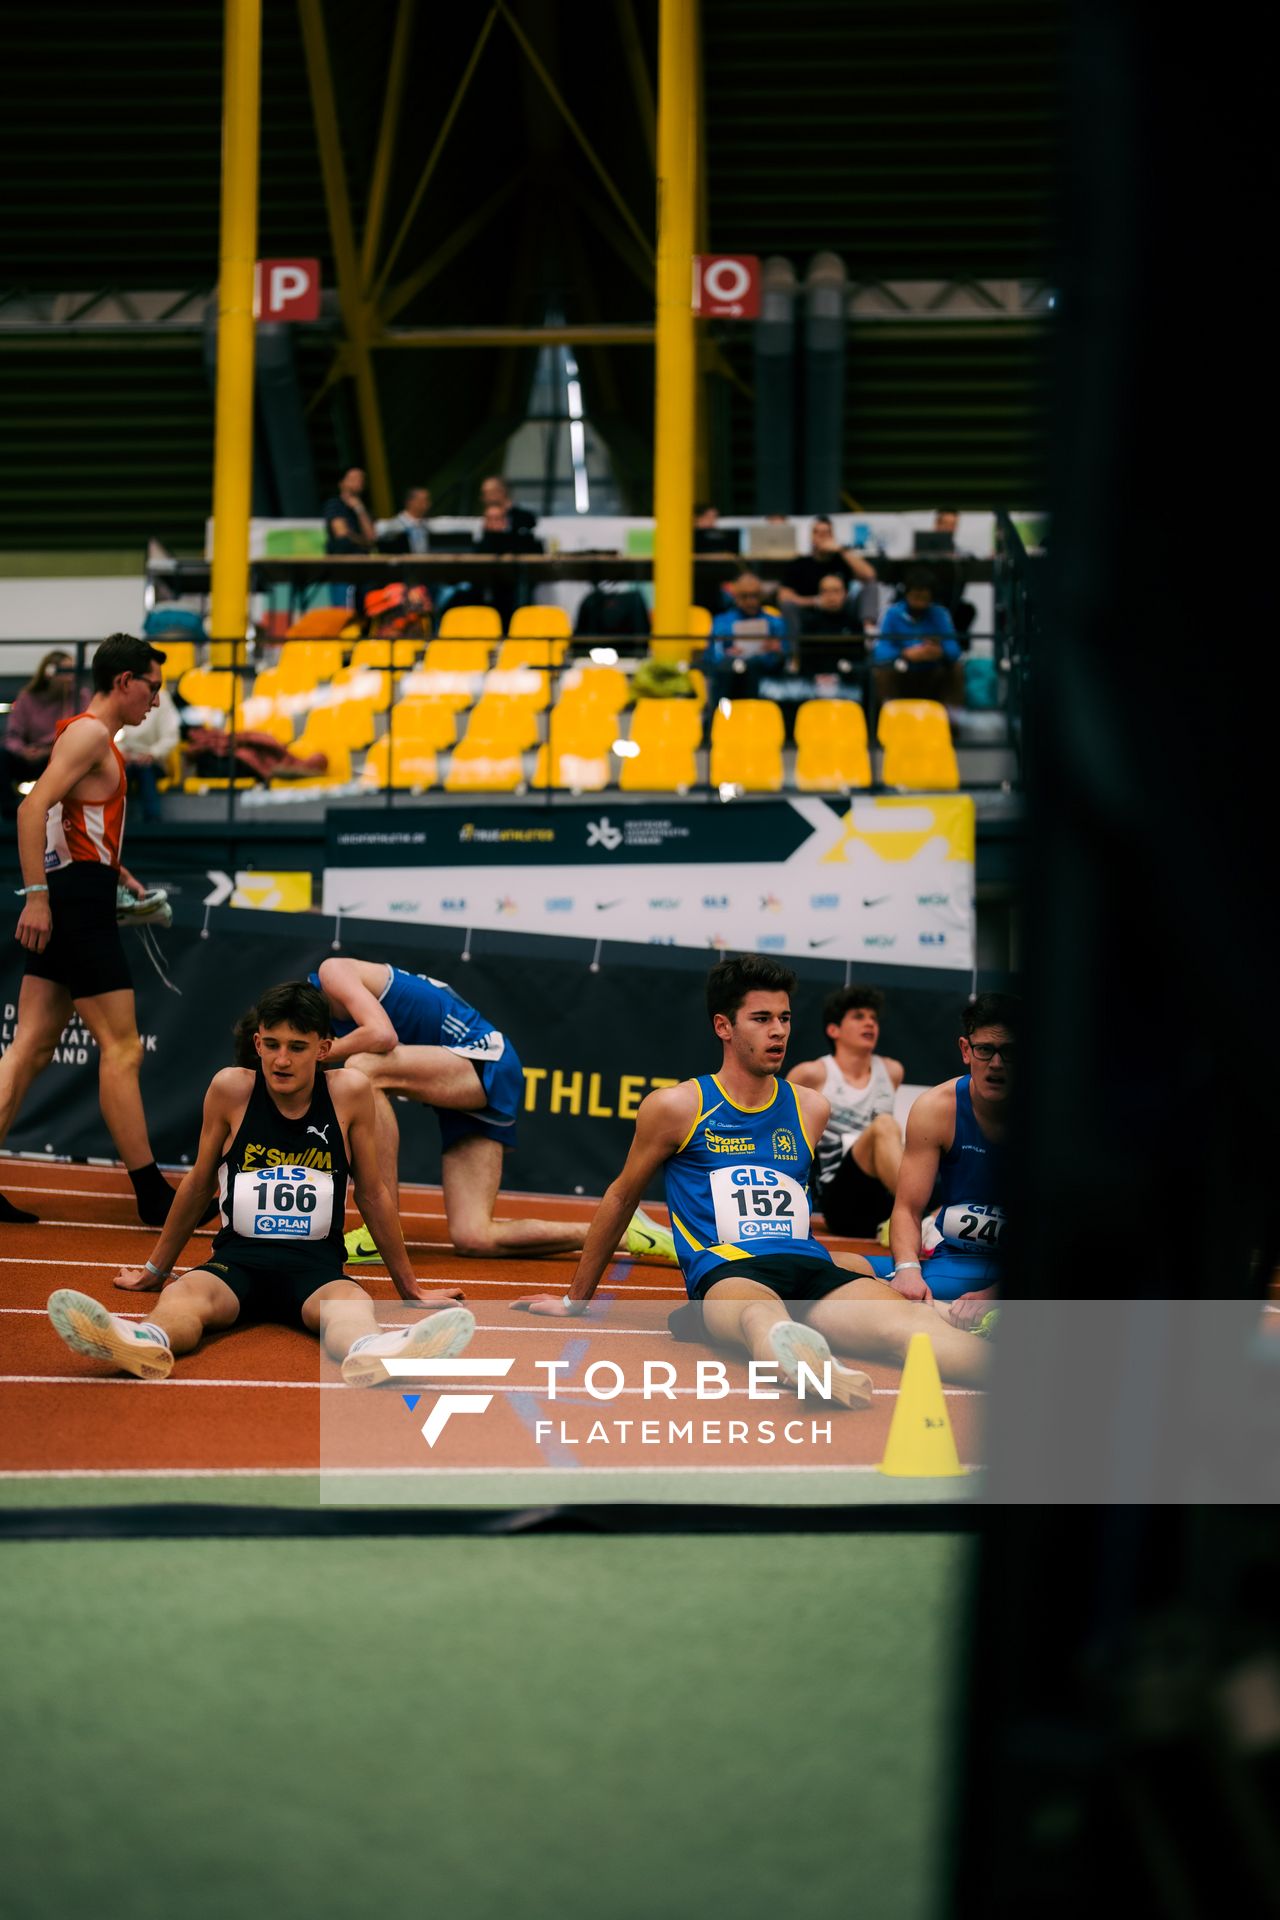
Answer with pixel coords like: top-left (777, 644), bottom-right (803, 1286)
top-left (212, 1069), bottom-right (350, 1276)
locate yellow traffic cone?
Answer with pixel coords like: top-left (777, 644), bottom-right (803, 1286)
top-left (878, 1331), bottom-right (967, 1477)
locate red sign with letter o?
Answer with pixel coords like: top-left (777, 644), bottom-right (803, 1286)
top-left (694, 255), bottom-right (761, 319)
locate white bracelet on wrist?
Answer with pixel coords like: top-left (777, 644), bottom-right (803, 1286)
top-left (562, 1295), bottom-right (586, 1316)
top-left (892, 1261), bottom-right (922, 1274)
top-left (144, 1259), bottom-right (171, 1281)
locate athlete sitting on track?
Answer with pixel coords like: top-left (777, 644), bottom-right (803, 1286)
top-left (45, 980), bottom-right (473, 1384)
top-left (787, 982), bottom-right (905, 1239)
top-left (307, 955), bottom-right (677, 1267)
top-left (1, 633), bottom-right (179, 1227)
top-left (515, 955), bottom-right (991, 1403)
top-left (879, 991), bottom-right (1016, 1332)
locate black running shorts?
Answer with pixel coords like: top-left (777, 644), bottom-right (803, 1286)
top-left (195, 1258), bottom-right (350, 1329)
top-left (23, 864), bottom-right (132, 1000)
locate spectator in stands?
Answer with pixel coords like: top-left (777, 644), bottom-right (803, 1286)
top-left (322, 466), bottom-right (376, 608)
top-left (469, 501), bottom-right (544, 628)
top-left (3, 652), bottom-right (82, 818)
top-left (116, 681), bottom-right (182, 822)
top-left (376, 485), bottom-right (431, 555)
top-left (704, 571), bottom-right (789, 704)
top-left (872, 566), bottom-right (964, 705)
top-left (778, 516), bottom-right (878, 637)
top-left (796, 572), bottom-right (869, 685)
top-left (479, 475), bottom-right (538, 538)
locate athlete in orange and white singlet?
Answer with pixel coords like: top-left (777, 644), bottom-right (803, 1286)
top-left (0, 634), bottom-right (178, 1227)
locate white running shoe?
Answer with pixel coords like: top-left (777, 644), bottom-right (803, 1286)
top-left (340, 1305), bottom-right (476, 1387)
top-left (767, 1318), bottom-right (873, 1411)
top-left (47, 1289), bottom-right (174, 1381)
top-left (622, 1206), bottom-right (678, 1264)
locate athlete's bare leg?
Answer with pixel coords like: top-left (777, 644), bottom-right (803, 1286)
top-left (806, 1272), bottom-right (991, 1387)
top-left (439, 1133), bottom-right (590, 1256)
top-left (700, 1273), bottom-right (806, 1363)
top-left (345, 1044), bottom-right (487, 1112)
top-left (74, 987), bottom-right (155, 1169)
top-left (141, 1269), bottom-right (241, 1355)
top-left (0, 974), bottom-right (71, 1145)
top-left (849, 1111), bottom-right (904, 1195)
top-left (301, 1278), bottom-right (381, 1360)
top-left (370, 1087), bottom-right (402, 1209)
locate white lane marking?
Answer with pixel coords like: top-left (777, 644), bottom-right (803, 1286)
top-left (0, 1257), bottom-right (684, 1295)
top-left (0, 1372), bottom-right (977, 1397)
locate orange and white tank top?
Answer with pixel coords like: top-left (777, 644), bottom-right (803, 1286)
top-left (43, 713), bottom-right (127, 872)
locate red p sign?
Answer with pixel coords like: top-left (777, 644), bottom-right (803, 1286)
top-left (254, 259), bottom-right (321, 322)
top-left (694, 255), bottom-right (761, 320)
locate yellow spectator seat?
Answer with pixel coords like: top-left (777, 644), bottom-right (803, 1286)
top-left (630, 698), bottom-right (703, 751)
top-left (156, 641), bottom-right (196, 682)
top-left (285, 607), bottom-right (356, 640)
top-left (444, 739), bottom-right (525, 791)
top-left (533, 743), bottom-right (611, 791)
top-left (290, 711), bottom-right (352, 785)
top-left (279, 640), bottom-right (341, 686)
top-left (438, 605), bottom-right (503, 640)
top-left (176, 668), bottom-right (238, 716)
top-left (333, 664), bottom-right (394, 713)
top-left (618, 736), bottom-right (697, 793)
top-left (239, 696), bottom-right (295, 746)
top-left (360, 736), bottom-right (438, 793)
top-left (507, 604), bottom-right (572, 640)
top-left (556, 665), bottom-right (629, 713)
top-left (349, 636), bottom-right (420, 672)
top-left (496, 638), bottom-right (569, 670)
top-left (877, 700), bottom-right (960, 790)
top-left (794, 699), bottom-right (871, 791)
top-left (533, 703), bottom-right (616, 790)
top-left (389, 697), bottom-right (457, 749)
top-left (462, 697), bottom-right (540, 751)
top-left (481, 665), bottom-right (551, 710)
top-left (710, 699), bottom-right (785, 791)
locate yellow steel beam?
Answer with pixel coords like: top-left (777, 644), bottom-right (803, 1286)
top-left (368, 7), bottom-right (501, 317)
top-left (297, 0), bottom-right (392, 515)
top-left (358, 0), bottom-right (416, 293)
top-left (691, 0), bottom-right (710, 502)
top-left (209, 0), bottom-right (261, 649)
top-left (380, 179), bottom-right (518, 324)
top-left (652, 0), bottom-right (697, 640)
top-left (498, 1), bottom-right (653, 267)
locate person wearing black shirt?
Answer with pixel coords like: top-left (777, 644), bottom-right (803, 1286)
top-left (796, 573), bottom-right (870, 682)
top-left (321, 466), bottom-right (376, 608)
top-left (479, 475), bottom-right (538, 539)
top-left (779, 516), bottom-right (878, 636)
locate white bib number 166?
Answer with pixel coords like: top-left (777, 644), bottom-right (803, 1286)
top-left (710, 1165), bottom-right (810, 1246)
top-left (231, 1164), bottom-right (334, 1242)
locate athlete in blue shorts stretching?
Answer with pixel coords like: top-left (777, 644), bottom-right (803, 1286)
top-left (309, 957), bottom-right (676, 1266)
top-left (516, 956), bottom-right (990, 1397)
top-left (883, 991), bottom-right (1015, 1330)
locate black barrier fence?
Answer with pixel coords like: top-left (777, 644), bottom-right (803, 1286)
top-left (0, 905), bottom-right (982, 1197)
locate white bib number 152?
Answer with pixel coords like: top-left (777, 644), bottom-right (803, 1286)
top-left (231, 1164), bottom-right (334, 1242)
top-left (710, 1165), bottom-right (810, 1246)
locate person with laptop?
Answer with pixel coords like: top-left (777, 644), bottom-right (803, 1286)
top-left (778, 516), bottom-right (879, 638)
top-left (704, 570), bottom-right (789, 705)
top-left (872, 566), bottom-right (965, 706)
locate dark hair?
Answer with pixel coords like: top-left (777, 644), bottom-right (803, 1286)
top-left (23, 649), bottom-right (76, 698)
top-left (935, 508), bottom-right (959, 520)
top-left (812, 515), bottom-right (833, 529)
top-left (823, 984), bottom-right (885, 1038)
top-left (904, 566), bottom-right (935, 595)
top-left (706, 956), bottom-right (797, 1026)
top-left (91, 633), bottom-right (164, 693)
top-left (233, 981), bottom-right (332, 1065)
top-left (962, 992), bottom-right (1020, 1038)
top-left (694, 501), bottom-right (715, 518)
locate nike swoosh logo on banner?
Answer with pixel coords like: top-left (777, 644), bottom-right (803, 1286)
top-left (862, 895), bottom-right (891, 908)
top-left (808, 937), bottom-right (836, 949)
top-left (595, 900), bottom-right (623, 910)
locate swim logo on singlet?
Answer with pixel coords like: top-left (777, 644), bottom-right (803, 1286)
top-left (229, 1163), bottom-right (335, 1242)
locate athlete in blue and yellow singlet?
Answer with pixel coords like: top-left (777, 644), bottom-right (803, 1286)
top-left (664, 1072), bottom-right (837, 1297)
top-left (514, 957), bottom-right (994, 1399)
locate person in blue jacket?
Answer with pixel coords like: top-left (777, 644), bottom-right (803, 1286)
top-left (872, 566), bottom-right (965, 706)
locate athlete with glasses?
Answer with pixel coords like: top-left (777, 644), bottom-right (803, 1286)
top-left (881, 992), bottom-right (1018, 1330)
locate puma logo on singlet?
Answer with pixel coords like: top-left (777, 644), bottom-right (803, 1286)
top-left (307, 1125), bottom-right (330, 1144)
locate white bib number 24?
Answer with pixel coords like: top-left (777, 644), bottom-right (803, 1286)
top-left (231, 1164), bottom-right (334, 1242)
top-left (710, 1165), bottom-right (810, 1247)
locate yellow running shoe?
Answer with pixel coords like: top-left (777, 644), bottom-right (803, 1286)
top-left (341, 1305), bottom-right (476, 1387)
top-left (344, 1224), bottom-right (383, 1266)
top-left (876, 1218), bottom-right (891, 1246)
top-left (622, 1207), bottom-right (678, 1264)
top-left (47, 1289), bottom-right (173, 1381)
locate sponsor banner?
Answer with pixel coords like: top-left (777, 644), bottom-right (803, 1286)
top-left (324, 798), bottom-right (975, 969)
top-left (0, 911), bottom-right (971, 1198)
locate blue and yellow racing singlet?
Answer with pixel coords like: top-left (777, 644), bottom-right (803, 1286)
top-left (663, 1074), bottom-right (835, 1295)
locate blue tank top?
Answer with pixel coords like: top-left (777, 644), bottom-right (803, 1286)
top-left (664, 1073), bottom-right (835, 1295)
top-left (930, 1074), bottom-right (1008, 1260)
top-left (309, 966), bottom-right (503, 1061)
